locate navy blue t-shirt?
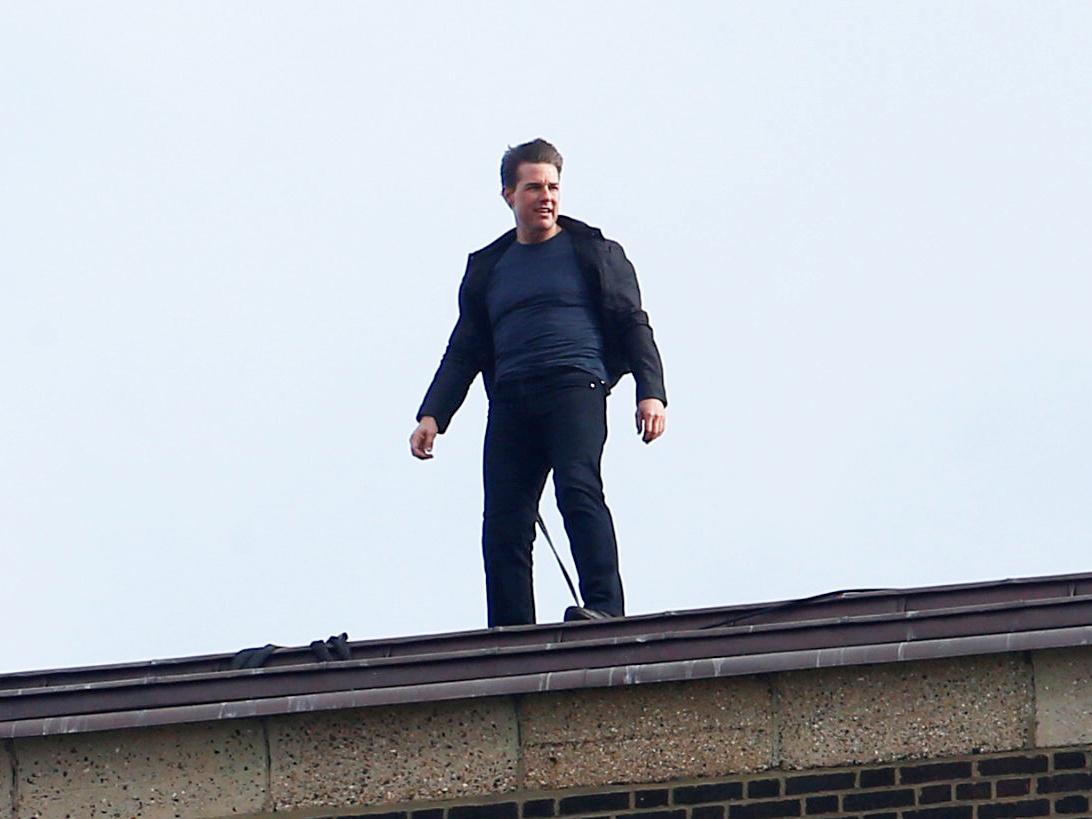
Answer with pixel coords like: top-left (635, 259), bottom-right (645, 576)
top-left (486, 230), bottom-right (608, 385)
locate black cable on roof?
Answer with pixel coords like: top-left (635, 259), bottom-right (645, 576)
top-left (699, 588), bottom-right (894, 630)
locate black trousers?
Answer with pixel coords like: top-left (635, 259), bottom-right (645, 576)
top-left (482, 370), bottom-right (624, 626)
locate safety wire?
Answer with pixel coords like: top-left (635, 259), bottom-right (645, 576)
top-left (535, 516), bottom-right (891, 620)
top-left (536, 511), bottom-right (581, 606)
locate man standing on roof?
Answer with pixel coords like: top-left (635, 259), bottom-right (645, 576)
top-left (409, 138), bottom-right (668, 627)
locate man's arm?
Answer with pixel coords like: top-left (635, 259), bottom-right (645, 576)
top-left (410, 262), bottom-right (485, 458)
top-left (603, 241), bottom-right (668, 443)
top-left (603, 242), bottom-right (667, 407)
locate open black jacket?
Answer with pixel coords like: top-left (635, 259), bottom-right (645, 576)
top-left (417, 215), bottom-right (667, 433)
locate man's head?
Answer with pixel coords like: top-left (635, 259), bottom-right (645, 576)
top-left (500, 139), bottom-right (563, 244)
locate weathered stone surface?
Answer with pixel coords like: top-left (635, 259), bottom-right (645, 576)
top-left (269, 697), bottom-right (518, 811)
top-left (1, 741), bottom-right (13, 819)
top-left (519, 677), bottom-right (775, 789)
top-left (777, 655), bottom-right (1033, 769)
top-left (1033, 647), bottom-right (1092, 746)
top-left (13, 721), bottom-right (266, 819)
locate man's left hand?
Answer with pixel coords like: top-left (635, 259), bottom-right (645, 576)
top-left (635, 398), bottom-right (667, 444)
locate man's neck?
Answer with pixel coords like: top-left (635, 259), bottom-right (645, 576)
top-left (516, 223), bottom-right (562, 245)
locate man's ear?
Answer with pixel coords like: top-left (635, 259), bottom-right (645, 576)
top-left (500, 186), bottom-right (514, 208)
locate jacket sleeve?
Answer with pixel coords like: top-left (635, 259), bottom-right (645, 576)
top-left (416, 262), bottom-right (485, 434)
top-left (603, 241), bottom-right (668, 407)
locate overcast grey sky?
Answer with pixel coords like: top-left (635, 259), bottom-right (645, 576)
top-left (2, 2), bottom-right (1090, 674)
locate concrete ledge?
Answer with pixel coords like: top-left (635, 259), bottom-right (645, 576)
top-left (776, 654), bottom-right (1033, 769)
top-left (1, 740), bottom-right (12, 819)
top-left (1034, 647), bottom-right (1092, 746)
top-left (11, 647), bottom-right (1092, 817)
top-left (519, 677), bottom-right (775, 789)
top-left (12, 721), bottom-right (266, 819)
top-left (268, 696), bottom-right (518, 812)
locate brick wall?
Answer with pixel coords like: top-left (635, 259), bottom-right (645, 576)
top-left (324, 746), bottom-right (1092, 819)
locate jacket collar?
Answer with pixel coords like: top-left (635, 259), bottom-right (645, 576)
top-left (557, 215), bottom-right (604, 239)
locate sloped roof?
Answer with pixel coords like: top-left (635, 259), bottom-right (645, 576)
top-left (3, 571), bottom-right (1091, 738)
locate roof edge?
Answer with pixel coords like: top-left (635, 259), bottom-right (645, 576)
top-left (5, 624), bottom-right (1089, 739)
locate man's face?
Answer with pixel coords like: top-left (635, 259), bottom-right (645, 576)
top-left (503, 162), bottom-right (561, 242)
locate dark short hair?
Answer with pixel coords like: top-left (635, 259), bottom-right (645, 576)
top-left (500, 139), bottom-right (563, 190)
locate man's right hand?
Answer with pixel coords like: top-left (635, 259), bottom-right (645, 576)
top-left (409, 417), bottom-right (439, 460)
